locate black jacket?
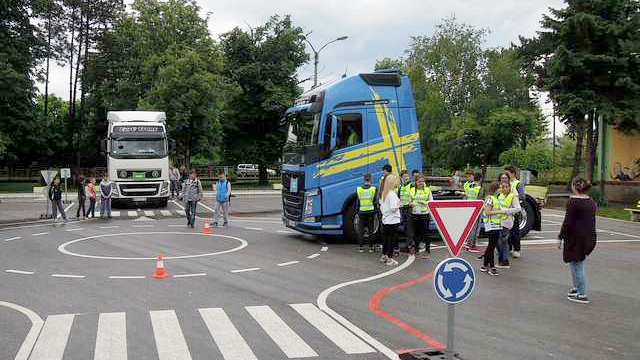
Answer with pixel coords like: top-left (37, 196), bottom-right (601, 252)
top-left (49, 185), bottom-right (63, 201)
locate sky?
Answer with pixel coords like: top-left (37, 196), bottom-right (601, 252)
top-left (38, 0), bottom-right (567, 134)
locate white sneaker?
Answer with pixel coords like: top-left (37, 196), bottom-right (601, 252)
top-left (512, 251), bottom-right (521, 258)
top-left (380, 255), bottom-right (388, 263)
top-left (386, 258), bottom-right (398, 266)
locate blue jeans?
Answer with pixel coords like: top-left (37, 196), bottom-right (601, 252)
top-left (100, 197), bottom-right (111, 218)
top-left (497, 227), bottom-right (510, 262)
top-left (185, 200), bottom-right (198, 226)
top-left (570, 260), bottom-right (587, 295)
top-left (52, 199), bottom-right (67, 220)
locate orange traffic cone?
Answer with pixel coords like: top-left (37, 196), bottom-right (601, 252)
top-left (203, 218), bottom-right (211, 234)
top-left (152, 254), bottom-right (169, 279)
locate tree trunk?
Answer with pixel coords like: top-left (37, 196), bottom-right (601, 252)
top-left (68, 6), bottom-right (75, 116)
top-left (586, 112), bottom-right (594, 182)
top-left (72, 11), bottom-right (83, 118)
top-left (570, 118), bottom-right (585, 186)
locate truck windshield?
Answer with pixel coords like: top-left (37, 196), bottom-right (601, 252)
top-left (286, 112), bottom-right (319, 146)
top-left (111, 138), bottom-right (167, 158)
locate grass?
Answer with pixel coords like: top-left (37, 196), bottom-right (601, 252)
top-left (0, 182), bottom-right (42, 193)
top-left (597, 205), bottom-right (635, 221)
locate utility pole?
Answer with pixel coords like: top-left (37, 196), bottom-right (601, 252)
top-left (301, 34), bottom-right (348, 88)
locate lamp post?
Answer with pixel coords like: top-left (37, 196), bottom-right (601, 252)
top-left (301, 35), bottom-right (348, 88)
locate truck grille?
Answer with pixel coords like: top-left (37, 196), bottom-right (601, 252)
top-left (119, 183), bottom-right (160, 197)
top-left (282, 172), bottom-right (305, 221)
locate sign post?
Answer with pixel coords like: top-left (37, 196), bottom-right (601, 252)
top-left (41, 170), bottom-right (59, 219)
top-left (60, 168), bottom-right (71, 204)
top-left (428, 200), bottom-right (484, 360)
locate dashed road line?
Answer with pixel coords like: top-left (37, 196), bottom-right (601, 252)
top-left (277, 230), bottom-right (293, 234)
top-left (108, 276), bottom-right (146, 279)
top-left (231, 268), bottom-right (260, 273)
top-left (173, 273), bottom-right (207, 278)
top-left (51, 274), bottom-right (85, 278)
top-left (6, 270), bottom-right (34, 275)
top-left (132, 225), bottom-right (155, 228)
top-left (168, 224), bottom-right (185, 227)
top-left (4, 236), bottom-right (21, 242)
top-left (100, 226), bottom-right (120, 229)
top-left (65, 228), bottom-right (85, 232)
top-left (321, 246), bottom-right (328, 252)
top-left (32, 232), bottom-right (48, 236)
top-left (127, 211), bottom-right (138, 217)
top-left (277, 261), bottom-right (299, 267)
top-left (244, 227), bottom-right (263, 231)
top-left (307, 253), bottom-right (320, 259)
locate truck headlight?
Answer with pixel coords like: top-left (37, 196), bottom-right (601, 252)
top-left (161, 181), bottom-right (169, 193)
top-left (305, 196), bottom-right (314, 215)
top-left (112, 184), bottom-right (119, 197)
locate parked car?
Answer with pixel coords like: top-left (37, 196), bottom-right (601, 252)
top-left (237, 164), bottom-right (276, 177)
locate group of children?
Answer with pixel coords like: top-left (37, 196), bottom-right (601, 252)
top-left (44, 175), bottom-right (113, 221)
top-left (355, 164), bottom-right (525, 270)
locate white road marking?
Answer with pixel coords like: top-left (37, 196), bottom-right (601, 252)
top-left (110, 211), bottom-right (121, 217)
top-left (246, 305), bottom-right (318, 358)
top-left (57, 202), bottom-right (75, 219)
top-left (197, 201), bottom-right (216, 214)
top-left (306, 253), bottom-right (320, 259)
top-left (527, 236), bottom-right (544, 239)
top-left (603, 229), bottom-right (640, 239)
top-left (144, 210), bottom-right (155, 217)
top-left (542, 219), bottom-right (563, 225)
top-left (277, 230), bottom-right (293, 234)
top-left (108, 276), bottom-right (146, 279)
top-left (133, 225), bottom-right (154, 228)
top-left (231, 268), bottom-right (260, 273)
top-left (29, 314), bottom-right (75, 360)
top-left (244, 227), bottom-right (263, 231)
top-left (4, 236), bottom-right (21, 242)
top-left (168, 224), bottom-right (185, 227)
top-left (316, 255), bottom-right (416, 360)
top-left (127, 211), bottom-right (138, 217)
top-left (199, 307), bottom-right (258, 360)
top-left (100, 226), bottom-right (120, 229)
top-left (161, 210), bottom-right (172, 216)
top-left (65, 228), bottom-right (85, 232)
top-left (321, 246), bottom-right (328, 252)
top-left (32, 232), bottom-right (48, 236)
top-left (51, 274), bottom-right (85, 278)
top-left (173, 273), bottom-right (207, 278)
top-left (6, 270), bottom-right (34, 275)
top-left (277, 261), bottom-right (299, 267)
top-left (542, 214), bottom-right (564, 217)
top-left (94, 312), bottom-right (127, 360)
top-left (150, 310), bottom-right (193, 360)
top-left (290, 303), bottom-right (375, 354)
top-left (0, 300), bottom-right (44, 360)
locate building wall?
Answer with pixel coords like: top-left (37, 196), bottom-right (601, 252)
top-left (597, 123), bottom-right (640, 181)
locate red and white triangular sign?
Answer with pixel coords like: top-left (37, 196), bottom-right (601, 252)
top-left (428, 200), bottom-right (485, 257)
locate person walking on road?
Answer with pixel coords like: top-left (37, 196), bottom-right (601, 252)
top-left (356, 173), bottom-right (377, 253)
top-left (99, 175), bottom-right (113, 219)
top-left (169, 164), bottom-right (181, 199)
top-left (76, 177), bottom-right (86, 219)
top-left (49, 178), bottom-right (68, 221)
top-left (481, 181), bottom-right (503, 275)
top-left (380, 173), bottom-right (401, 266)
top-left (181, 170), bottom-right (203, 228)
top-left (505, 166), bottom-right (525, 258)
top-left (212, 172), bottom-right (231, 227)
top-left (558, 177), bottom-right (597, 304)
top-left (410, 174), bottom-right (433, 258)
top-left (494, 180), bottom-right (521, 269)
top-left (86, 178), bottom-right (97, 218)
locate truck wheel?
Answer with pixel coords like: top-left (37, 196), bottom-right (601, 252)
top-left (160, 199), bottom-right (168, 208)
top-left (344, 201), bottom-right (359, 244)
top-left (518, 197), bottom-right (535, 237)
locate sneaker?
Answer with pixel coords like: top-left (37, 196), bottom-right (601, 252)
top-left (386, 258), bottom-right (399, 266)
top-left (496, 261), bottom-right (511, 269)
top-left (368, 246), bottom-right (375, 253)
top-left (489, 268), bottom-right (499, 276)
top-left (479, 266), bottom-right (489, 272)
top-left (211, 223), bottom-right (218, 227)
top-left (467, 246), bottom-right (483, 254)
top-left (358, 247), bottom-right (365, 253)
top-left (512, 251), bottom-right (521, 258)
top-left (567, 288), bottom-right (579, 298)
top-left (421, 251), bottom-right (430, 259)
top-left (568, 294), bottom-right (590, 304)
top-left (380, 255), bottom-right (388, 263)
top-left (419, 243), bottom-right (426, 251)
top-left (409, 246), bottom-right (416, 255)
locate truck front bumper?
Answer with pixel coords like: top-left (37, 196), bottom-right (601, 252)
top-left (282, 217), bottom-right (343, 236)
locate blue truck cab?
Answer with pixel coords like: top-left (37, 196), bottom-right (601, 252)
top-left (281, 70), bottom-right (423, 241)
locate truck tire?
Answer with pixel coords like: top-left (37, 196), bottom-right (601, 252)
top-left (344, 201), bottom-right (359, 243)
top-left (518, 196), bottom-right (536, 237)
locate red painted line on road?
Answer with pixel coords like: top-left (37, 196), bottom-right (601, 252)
top-left (368, 270), bottom-right (446, 351)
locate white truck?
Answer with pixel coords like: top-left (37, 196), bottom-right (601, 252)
top-left (106, 111), bottom-right (170, 207)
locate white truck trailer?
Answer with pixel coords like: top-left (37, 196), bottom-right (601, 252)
top-left (106, 111), bottom-right (170, 207)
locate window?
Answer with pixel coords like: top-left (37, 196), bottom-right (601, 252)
top-left (323, 115), bottom-right (333, 147)
top-left (336, 113), bottom-right (363, 150)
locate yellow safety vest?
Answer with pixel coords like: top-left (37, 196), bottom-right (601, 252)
top-left (399, 183), bottom-right (414, 206)
top-left (412, 187), bottom-right (431, 214)
top-left (357, 186), bottom-right (376, 212)
top-left (483, 196), bottom-right (503, 225)
top-left (463, 181), bottom-right (480, 199)
top-left (510, 179), bottom-right (521, 195)
top-left (497, 193), bottom-right (514, 221)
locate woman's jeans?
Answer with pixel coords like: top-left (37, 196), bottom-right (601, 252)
top-left (570, 260), bottom-right (587, 295)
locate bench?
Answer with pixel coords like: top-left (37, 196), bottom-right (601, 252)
top-left (624, 201), bottom-right (640, 222)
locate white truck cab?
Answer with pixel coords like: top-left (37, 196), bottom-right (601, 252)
top-left (106, 111), bottom-right (170, 207)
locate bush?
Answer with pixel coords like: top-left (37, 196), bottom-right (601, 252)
top-left (499, 139), bottom-right (552, 173)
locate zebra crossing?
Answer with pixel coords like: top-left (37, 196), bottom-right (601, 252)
top-left (72, 209), bottom-right (185, 220)
top-left (24, 303), bottom-right (376, 360)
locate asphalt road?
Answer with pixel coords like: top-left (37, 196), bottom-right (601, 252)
top-left (0, 196), bottom-right (638, 360)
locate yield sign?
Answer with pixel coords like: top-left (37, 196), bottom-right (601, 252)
top-left (40, 170), bottom-right (58, 185)
top-left (427, 200), bottom-right (485, 257)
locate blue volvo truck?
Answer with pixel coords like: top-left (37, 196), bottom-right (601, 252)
top-left (280, 70), bottom-right (423, 241)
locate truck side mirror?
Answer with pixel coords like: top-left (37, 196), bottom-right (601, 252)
top-left (329, 114), bottom-right (338, 151)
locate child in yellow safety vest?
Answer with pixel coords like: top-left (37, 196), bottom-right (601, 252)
top-left (481, 180), bottom-right (521, 274)
top-left (459, 172), bottom-right (483, 253)
top-left (409, 174), bottom-right (434, 258)
top-left (356, 173), bottom-right (378, 253)
top-left (505, 166), bottom-right (524, 258)
top-left (398, 170), bottom-right (414, 247)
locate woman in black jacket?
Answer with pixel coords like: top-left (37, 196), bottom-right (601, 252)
top-left (558, 177), bottom-right (597, 304)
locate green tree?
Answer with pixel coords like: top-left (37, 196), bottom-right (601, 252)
top-left (520, 0), bottom-right (640, 182)
top-left (499, 139), bottom-right (553, 173)
top-left (220, 15), bottom-right (309, 185)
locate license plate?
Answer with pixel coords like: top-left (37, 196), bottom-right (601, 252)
top-left (133, 172), bottom-right (145, 180)
top-left (133, 197), bottom-right (146, 202)
top-left (290, 178), bottom-right (298, 193)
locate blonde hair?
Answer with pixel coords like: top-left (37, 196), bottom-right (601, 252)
top-left (381, 173), bottom-right (400, 201)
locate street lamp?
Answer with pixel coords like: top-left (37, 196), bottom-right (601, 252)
top-left (301, 35), bottom-right (348, 88)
